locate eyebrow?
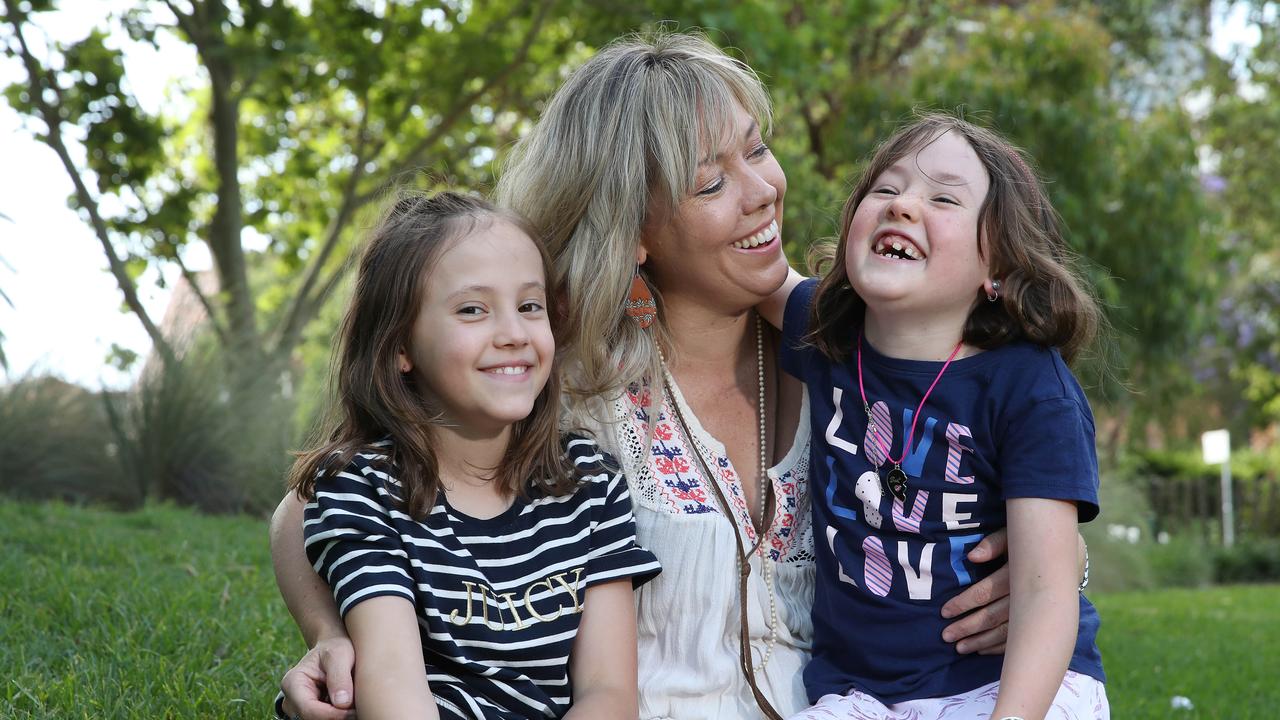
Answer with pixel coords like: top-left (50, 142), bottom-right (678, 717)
top-left (882, 164), bottom-right (974, 193)
top-left (700, 119), bottom-right (760, 167)
top-left (446, 281), bottom-right (545, 301)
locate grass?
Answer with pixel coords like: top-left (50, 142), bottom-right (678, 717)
top-left (0, 500), bottom-right (303, 719)
top-left (2, 498), bottom-right (1276, 719)
top-left (1094, 584), bottom-right (1279, 719)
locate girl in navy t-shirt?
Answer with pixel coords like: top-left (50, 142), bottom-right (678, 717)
top-left (760, 114), bottom-right (1107, 720)
top-left (283, 192), bottom-right (659, 720)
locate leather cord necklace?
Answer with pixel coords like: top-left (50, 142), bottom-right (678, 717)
top-left (657, 314), bottom-right (785, 720)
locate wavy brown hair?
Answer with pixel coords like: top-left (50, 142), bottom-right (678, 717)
top-left (287, 191), bottom-right (575, 520)
top-left (806, 113), bottom-right (1100, 365)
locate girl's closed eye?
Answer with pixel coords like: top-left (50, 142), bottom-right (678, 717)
top-left (933, 195), bottom-right (961, 206)
top-left (872, 185), bottom-right (898, 196)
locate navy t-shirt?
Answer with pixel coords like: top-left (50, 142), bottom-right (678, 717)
top-left (781, 278), bottom-right (1104, 704)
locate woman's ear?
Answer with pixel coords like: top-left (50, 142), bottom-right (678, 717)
top-left (635, 244), bottom-right (648, 266)
top-left (396, 348), bottom-right (413, 374)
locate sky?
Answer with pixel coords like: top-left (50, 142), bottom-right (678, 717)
top-left (0, 1), bottom-right (1265, 390)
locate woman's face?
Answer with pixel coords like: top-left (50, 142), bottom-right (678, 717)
top-left (639, 104), bottom-right (788, 314)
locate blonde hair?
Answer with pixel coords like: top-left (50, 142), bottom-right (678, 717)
top-left (496, 30), bottom-right (772, 416)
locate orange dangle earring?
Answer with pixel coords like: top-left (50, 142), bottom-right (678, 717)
top-left (626, 267), bottom-right (657, 328)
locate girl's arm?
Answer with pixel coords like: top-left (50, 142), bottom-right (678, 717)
top-left (343, 595), bottom-right (440, 720)
top-left (563, 579), bottom-right (640, 720)
top-left (757, 265), bottom-right (807, 330)
top-left (989, 498), bottom-right (1081, 720)
top-left (270, 493), bottom-right (356, 719)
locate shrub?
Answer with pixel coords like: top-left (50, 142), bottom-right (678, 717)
top-left (0, 375), bottom-right (133, 506)
top-left (1214, 538), bottom-right (1280, 583)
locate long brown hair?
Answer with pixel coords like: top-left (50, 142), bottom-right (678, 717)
top-left (806, 112), bottom-right (1101, 365)
top-left (287, 191), bottom-right (575, 519)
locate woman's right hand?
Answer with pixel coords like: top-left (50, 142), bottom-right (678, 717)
top-left (279, 636), bottom-right (357, 720)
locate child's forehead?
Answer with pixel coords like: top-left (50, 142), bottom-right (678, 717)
top-left (880, 130), bottom-right (987, 186)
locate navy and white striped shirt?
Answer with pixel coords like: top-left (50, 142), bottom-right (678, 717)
top-left (303, 434), bottom-right (661, 719)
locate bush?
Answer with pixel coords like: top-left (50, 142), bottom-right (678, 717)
top-left (1145, 536), bottom-right (1214, 588)
top-left (105, 348), bottom-right (299, 515)
top-left (1214, 538), bottom-right (1280, 583)
top-left (0, 375), bottom-right (134, 506)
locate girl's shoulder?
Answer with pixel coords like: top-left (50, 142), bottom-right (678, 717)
top-left (312, 438), bottom-right (401, 496)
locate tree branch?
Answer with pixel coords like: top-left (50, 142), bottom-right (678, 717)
top-left (272, 94), bottom-right (374, 355)
top-left (2, 0), bottom-right (177, 365)
top-left (351, 0), bottom-right (554, 209)
top-left (173, 253), bottom-right (231, 348)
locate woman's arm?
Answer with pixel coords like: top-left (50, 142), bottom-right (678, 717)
top-left (939, 529), bottom-right (1087, 655)
top-left (563, 579), bottom-right (640, 720)
top-left (270, 492), bottom-right (356, 719)
top-left (990, 499), bottom-right (1080, 720)
top-left (344, 596), bottom-right (440, 720)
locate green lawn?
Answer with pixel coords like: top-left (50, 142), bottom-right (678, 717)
top-left (2, 499), bottom-right (1276, 719)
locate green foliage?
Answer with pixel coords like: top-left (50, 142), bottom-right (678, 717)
top-left (1094, 584), bottom-right (1280, 719)
top-left (0, 376), bottom-right (132, 506)
top-left (104, 342), bottom-right (299, 514)
top-left (1214, 538), bottom-right (1280, 584)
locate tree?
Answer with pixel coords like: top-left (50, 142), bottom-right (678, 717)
top-left (0, 0), bottom-right (640, 385)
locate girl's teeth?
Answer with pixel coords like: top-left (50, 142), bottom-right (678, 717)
top-left (489, 366), bottom-right (527, 375)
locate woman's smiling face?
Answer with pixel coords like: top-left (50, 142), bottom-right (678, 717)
top-left (639, 103), bottom-right (789, 313)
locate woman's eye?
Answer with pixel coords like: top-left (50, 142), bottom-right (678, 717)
top-left (696, 178), bottom-right (725, 196)
top-left (748, 143), bottom-right (770, 159)
top-left (519, 301), bottom-right (544, 313)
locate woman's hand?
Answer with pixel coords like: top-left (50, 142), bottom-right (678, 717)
top-left (279, 636), bottom-right (357, 720)
top-left (939, 529), bottom-right (1088, 654)
top-left (939, 529), bottom-right (1011, 655)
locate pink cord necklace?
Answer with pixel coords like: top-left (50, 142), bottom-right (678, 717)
top-left (856, 332), bottom-right (964, 501)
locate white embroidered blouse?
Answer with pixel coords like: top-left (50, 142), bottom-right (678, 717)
top-left (578, 376), bottom-right (816, 720)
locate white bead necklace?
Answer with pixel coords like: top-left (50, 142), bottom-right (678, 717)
top-left (657, 313), bottom-right (778, 673)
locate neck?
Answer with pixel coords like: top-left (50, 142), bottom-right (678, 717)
top-left (431, 423), bottom-right (513, 488)
top-left (660, 295), bottom-right (755, 375)
top-left (862, 306), bottom-right (973, 361)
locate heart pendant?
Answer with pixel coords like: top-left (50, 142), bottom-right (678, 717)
top-left (885, 467), bottom-right (909, 502)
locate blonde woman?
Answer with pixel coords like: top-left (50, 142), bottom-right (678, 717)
top-left (271, 32), bottom-right (1043, 720)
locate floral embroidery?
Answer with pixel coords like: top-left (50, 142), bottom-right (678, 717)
top-left (623, 380), bottom-right (803, 561)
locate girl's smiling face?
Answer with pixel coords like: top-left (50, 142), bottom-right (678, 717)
top-left (844, 130), bottom-right (992, 320)
top-left (639, 103), bottom-right (789, 313)
top-left (399, 218), bottom-right (554, 437)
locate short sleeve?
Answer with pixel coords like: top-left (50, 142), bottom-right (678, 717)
top-left (303, 454), bottom-right (416, 616)
top-left (998, 398), bottom-right (1100, 522)
top-left (780, 277), bottom-right (820, 380)
top-left (565, 437), bottom-right (662, 590)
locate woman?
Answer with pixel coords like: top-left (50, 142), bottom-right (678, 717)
top-left (271, 32), bottom-right (1029, 720)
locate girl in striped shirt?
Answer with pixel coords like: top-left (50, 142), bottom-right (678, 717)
top-left (285, 191), bottom-right (660, 720)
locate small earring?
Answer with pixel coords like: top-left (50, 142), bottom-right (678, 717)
top-left (625, 267), bottom-right (656, 329)
top-left (986, 279), bottom-right (1002, 303)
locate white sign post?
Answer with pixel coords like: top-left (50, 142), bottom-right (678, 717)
top-left (1201, 429), bottom-right (1234, 548)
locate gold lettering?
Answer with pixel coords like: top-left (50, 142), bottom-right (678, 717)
top-left (449, 581), bottom-right (478, 625)
top-left (548, 567), bottom-right (586, 614)
top-left (523, 578), bottom-right (560, 622)
top-left (496, 592), bottom-right (526, 629)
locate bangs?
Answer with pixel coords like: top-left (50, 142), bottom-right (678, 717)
top-left (641, 49), bottom-right (772, 215)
